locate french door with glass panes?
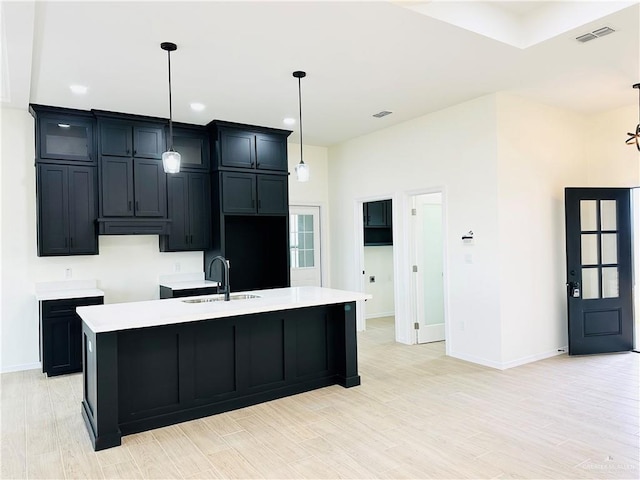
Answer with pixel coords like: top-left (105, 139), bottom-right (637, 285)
top-left (289, 206), bottom-right (322, 287)
top-left (565, 188), bottom-right (634, 355)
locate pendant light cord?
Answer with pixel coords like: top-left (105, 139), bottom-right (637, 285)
top-left (298, 76), bottom-right (304, 165)
top-left (167, 49), bottom-right (174, 151)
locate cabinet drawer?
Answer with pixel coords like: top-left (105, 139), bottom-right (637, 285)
top-left (43, 297), bottom-right (104, 317)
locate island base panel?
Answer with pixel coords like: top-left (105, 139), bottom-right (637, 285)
top-left (82, 301), bottom-right (360, 450)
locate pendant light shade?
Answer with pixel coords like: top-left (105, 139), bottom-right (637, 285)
top-left (293, 71), bottom-right (309, 182)
top-left (161, 42), bottom-right (181, 173)
top-left (626, 83), bottom-right (640, 152)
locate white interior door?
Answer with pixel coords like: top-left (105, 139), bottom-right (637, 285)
top-left (414, 194), bottom-right (445, 343)
top-left (289, 206), bottom-right (322, 287)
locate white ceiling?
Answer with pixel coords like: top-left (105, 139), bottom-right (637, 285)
top-left (2, 1), bottom-right (639, 146)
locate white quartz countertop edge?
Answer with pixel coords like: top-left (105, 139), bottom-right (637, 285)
top-left (77, 287), bottom-right (371, 333)
top-left (36, 288), bottom-right (105, 301)
top-left (160, 280), bottom-right (219, 289)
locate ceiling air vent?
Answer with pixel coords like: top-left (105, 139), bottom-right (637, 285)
top-left (373, 111), bottom-right (392, 118)
top-left (576, 26), bottom-right (615, 43)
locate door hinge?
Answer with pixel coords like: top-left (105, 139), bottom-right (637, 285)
top-left (411, 208), bottom-right (417, 216)
top-left (414, 322), bottom-right (420, 330)
top-left (412, 265), bottom-right (418, 272)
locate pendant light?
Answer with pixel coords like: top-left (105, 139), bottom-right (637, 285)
top-left (625, 83), bottom-right (640, 151)
top-left (161, 42), bottom-right (181, 173)
top-left (293, 71), bottom-right (309, 182)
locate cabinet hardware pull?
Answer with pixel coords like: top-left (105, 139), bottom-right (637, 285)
top-left (128, 201), bottom-right (132, 211)
top-left (70, 237), bottom-right (73, 248)
top-left (126, 149), bottom-right (130, 154)
top-left (258, 200), bottom-right (262, 209)
top-left (185, 235), bottom-right (189, 244)
top-left (135, 201), bottom-right (139, 211)
top-left (190, 235), bottom-right (193, 244)
top-left (133, 150), bottom-right (137, 155)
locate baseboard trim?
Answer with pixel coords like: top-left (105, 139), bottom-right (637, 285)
top-left (365, 311), bottom-right (394, 320)
top-left (500, 346), bottom-right (568, 370)
top-left (449, 347), bottom-right (568, 370)
top-left (1, 362), bottom-right (41, 374)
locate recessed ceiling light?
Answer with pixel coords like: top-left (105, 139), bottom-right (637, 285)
top-left (190, 102), bottom-right (205, 111)
top-left (69, 84), bottom-right (88, 95)
top-left (283, 117), bottom-right (296, 125)
top-left (57, 123), bottom-right (71, 128)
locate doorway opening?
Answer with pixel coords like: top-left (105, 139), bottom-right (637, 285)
top-left (362, 199), bottom-right (395, 335)
top-left (409, 192), bottom-right (447, 346)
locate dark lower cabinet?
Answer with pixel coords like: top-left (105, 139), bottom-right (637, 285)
top-left (220, 172), bottom-right (287, 215)
top-left (37, 164), bottom-right (98, 256)
top-left (82, 301), bottom-right (360, 450)
top-left (159, 285), bottom-right (218, 299)
top-left (40, 296), bottom-right (103, 376)
top-left (160, 172), bottom-right (211, 251)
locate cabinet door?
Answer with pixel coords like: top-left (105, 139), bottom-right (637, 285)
top-left (188, 173), bottom-right (211, 249)
top-left (100, 121), bottom-right (132, 157)
top-left (219, 128), bottom-right (255, 169)
top-left (68, 166), bottom-right (98, 255)
top-left (221, 172), bottom-right (257, 214)
top-left (365, 201), bottom-right (387, 226)
top-left (43, 315), bottom-right (76, 375)
top-left (101, 156), bottom-right (134, 216)
top-left (134, 125), bottom-right (164, 159)
top-left (133, 159), bottom-right (167, 217)
top-left (166, 173), bottom-right (189, 250)
top-left (37, 164), bottom-right (70, 255)
top-left (257, 175), bottom-right (288, 215)
top-left (39, 116), bottom-right (94, 162)
top-left (172, 129), bottom-right (209, 170)
top-left (255, 134), bottom-right (287, 171)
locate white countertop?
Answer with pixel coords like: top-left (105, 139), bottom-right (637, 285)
top-left (160, 280), bottom-right (219, 290)
top-left (35, 280), bottom-right (105, 301)
top-left (78, 287), bottom-right (371, 333)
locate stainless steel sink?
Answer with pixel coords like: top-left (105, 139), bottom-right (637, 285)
top-left (182, 294), bottom-right (261, 304)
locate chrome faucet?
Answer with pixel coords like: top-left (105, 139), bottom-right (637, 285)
top-left (207, 255), bottom-right (230, 301)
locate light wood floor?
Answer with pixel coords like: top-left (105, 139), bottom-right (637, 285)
top-left (1, 316), bottom-right (638, 479)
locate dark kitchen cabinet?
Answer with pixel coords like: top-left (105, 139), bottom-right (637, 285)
top-left (220, 172), bottom-right (287, 215)
top-left (100, 157), bottom-right (166, 217)
top-left (212, 122), bottom-right (290, 172)
top-left (363, 199), bottom-right (393, 246)
top-left (38, 115), bottom-right (95, 162)
top-left (37, 164), bottom-right (98, 256)
top-left (364, 200), bottom-right (391, 227)
top-left (40, 296), bottom-right (103, 376)
top-left (160, 172), bottom-right (211, 251)
top-left (100, 121), bottom-right (164, 159)
top-left (159, 285), bottom-right (218, 299)
top-left (171, 127), bottom-right (210, 171)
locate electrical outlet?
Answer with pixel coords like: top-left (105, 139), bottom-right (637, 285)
top-left (174, 262), bottom-right (181, 273)
top-left (64, 268), bottom-right (72, 279)
top-left (369, 276), bottom-right (375, 283)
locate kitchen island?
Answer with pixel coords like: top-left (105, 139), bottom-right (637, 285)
top-left (77, 286), bottom-right (369, 451)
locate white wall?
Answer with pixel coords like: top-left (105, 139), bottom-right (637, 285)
top-left (363, 246), bottom-right (395, 318)
top-left (585, 104), bottom-right (640, 187)
top-left (495, 94), bottom-right (588, 367)
top-left (328, 95), bottom-right (503, 365)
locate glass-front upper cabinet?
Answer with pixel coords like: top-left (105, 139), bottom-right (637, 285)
top-left (38, 115), bottom-right (95, 162)
top-left (169, 127), bottom-right (210, 171)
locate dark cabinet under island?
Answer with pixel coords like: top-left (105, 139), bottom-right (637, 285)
top-left (77, 287), bottom-right (368, 451)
